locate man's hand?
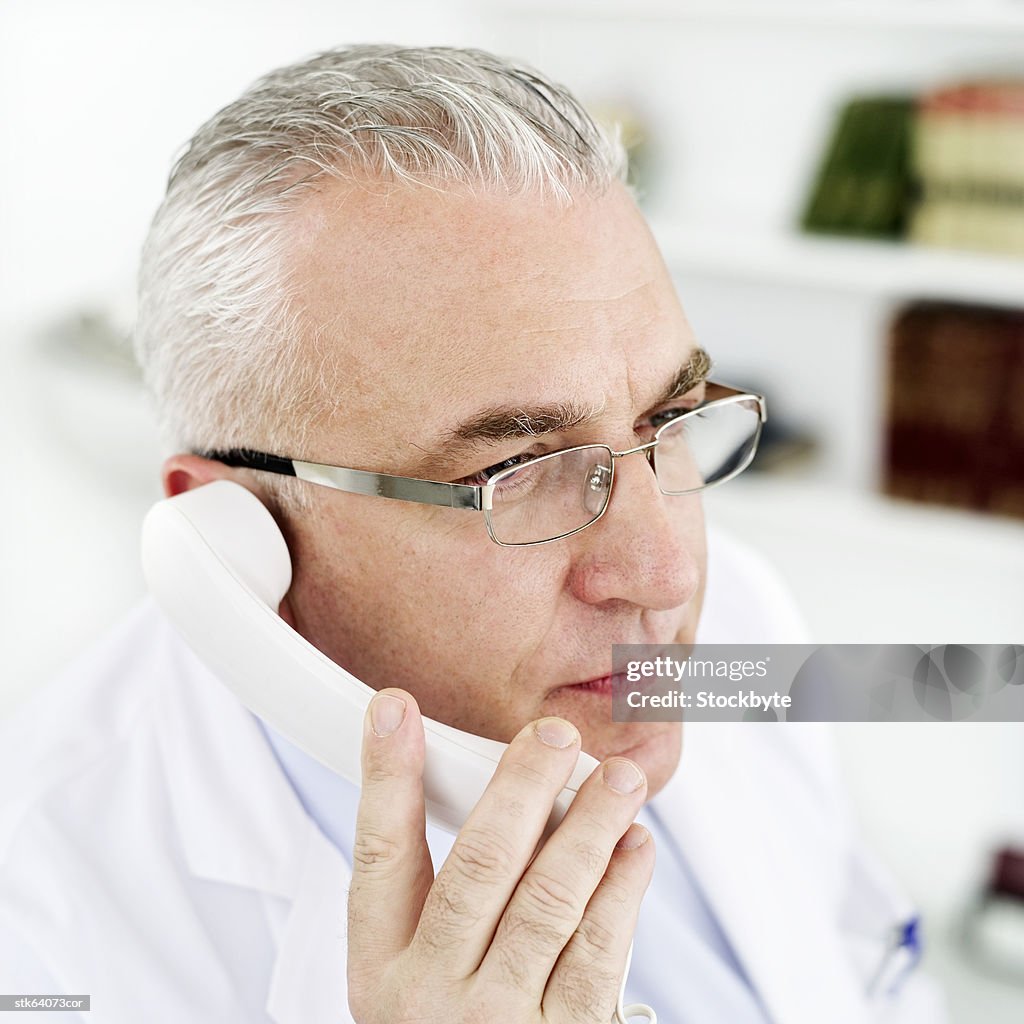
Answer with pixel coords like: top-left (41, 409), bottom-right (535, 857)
top-left (347, 688), bottom-right (654, 1024)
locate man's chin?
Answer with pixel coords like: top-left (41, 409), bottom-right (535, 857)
top-left (587, 721), bottom-right (683, 801)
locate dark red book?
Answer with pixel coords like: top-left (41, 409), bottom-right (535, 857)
top-left (884, 301), bottom-right (1024, 519)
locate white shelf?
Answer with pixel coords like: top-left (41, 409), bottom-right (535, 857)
top-left (650, 222), bottom-right (1024, 309)
top-left (487, 1), bottom-right (1024, 33)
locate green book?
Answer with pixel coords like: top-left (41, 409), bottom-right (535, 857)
top-left (801, 96), bottom-right (915, 239)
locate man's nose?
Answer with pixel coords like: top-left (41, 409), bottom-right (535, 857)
top-left (565, 447), bottom-right (702, 610)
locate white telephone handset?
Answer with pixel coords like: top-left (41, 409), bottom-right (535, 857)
top-left (140, 479), bottom-right (601, 837)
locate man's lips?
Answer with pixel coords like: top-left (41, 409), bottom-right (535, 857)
top-left (547, 624), bottom-right (695, 696)
top-left (560, 671), bottom-right (630, 695)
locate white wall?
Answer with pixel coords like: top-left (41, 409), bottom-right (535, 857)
top-left (0, 0), bottom-right (480, 326)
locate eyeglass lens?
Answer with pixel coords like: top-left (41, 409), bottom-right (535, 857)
top-left (655, 398), bottom-right (762, 494)
top-left (486, 398), bottom-right (762, 544)
top-left (487, 446), bottom-right (614, 545)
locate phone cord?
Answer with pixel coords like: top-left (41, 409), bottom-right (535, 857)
top-left (613, 940), bottom-right (656, 1024)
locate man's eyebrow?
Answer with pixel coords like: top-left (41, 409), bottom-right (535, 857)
top-left (653, 346), bottom-right (712, 406)
top-left (407, 346), bottom-right (712, 474)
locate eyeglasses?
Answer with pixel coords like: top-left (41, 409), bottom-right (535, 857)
top-left (201, 380), bottom-right (766, 547)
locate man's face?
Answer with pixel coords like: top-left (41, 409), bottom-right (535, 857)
top-left (278, 180), bottom-right (706, 799)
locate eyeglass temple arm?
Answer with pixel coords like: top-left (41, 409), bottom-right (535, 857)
top-left (200, 448), bottom-right (484, 511)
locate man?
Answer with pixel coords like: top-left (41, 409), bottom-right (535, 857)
top-left (0, 45), bottom-right (943, 1022)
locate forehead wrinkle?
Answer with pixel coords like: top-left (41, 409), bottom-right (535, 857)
top-left (565, 280), bottom-right (653, 304)
top-left (519, 282), bottom-right (659, 337)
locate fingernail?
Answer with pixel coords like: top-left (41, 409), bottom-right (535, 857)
top-left (616, 823), bottom-right (650, 850)
top-left (534, 717), bottom-right (580, 748)
top-left (603, 758), bottom-right (645, 795)
top-left (370, 694), bottom-right (406, 737)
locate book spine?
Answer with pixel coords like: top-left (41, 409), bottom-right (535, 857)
top-left (884, 302), bottom-right (1024, 519)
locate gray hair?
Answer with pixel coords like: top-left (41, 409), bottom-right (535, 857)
top-left (134, 43), bottom-right (631, 506)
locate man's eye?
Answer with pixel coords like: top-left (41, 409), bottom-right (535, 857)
top-left (460, 452), bottom-right (538, 486)
top-left (648, 404), bottom-right (698, 429)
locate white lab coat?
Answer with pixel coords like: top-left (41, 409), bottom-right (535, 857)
top-left (0, 526), bottom-right (946, 1023)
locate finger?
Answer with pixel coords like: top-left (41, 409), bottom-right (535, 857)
top-left (544, 823), bottom-right (655, 1024)
top-left (348, 689), bottom-right (435, 981)
top-left (477, 756), bottom-right (648, 1005)
top-left (410, 716), bottom-right (584, 978)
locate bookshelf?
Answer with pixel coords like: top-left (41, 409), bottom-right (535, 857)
top-left (649, 223), bottom-right (1024, 310)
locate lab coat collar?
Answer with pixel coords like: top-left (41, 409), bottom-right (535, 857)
top-left (155, 629), bottom-right (310, 900)
top-left (154, 618), bottom-right (353, 1024)
top-left (652, 722), bottom-right (871, 1024)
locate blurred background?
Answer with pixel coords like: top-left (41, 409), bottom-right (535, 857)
top-left (2, 0), bottom-right (1023, 1019)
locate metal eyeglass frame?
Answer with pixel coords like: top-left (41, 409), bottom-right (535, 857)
top-left (200, 379), bottom-right (766, 547)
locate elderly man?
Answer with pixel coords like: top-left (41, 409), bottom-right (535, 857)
top-left (0, 45), bottom-right (943, 1024)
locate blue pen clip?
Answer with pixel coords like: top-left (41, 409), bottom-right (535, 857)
top-left (867, 914), bottom-right (923, 999)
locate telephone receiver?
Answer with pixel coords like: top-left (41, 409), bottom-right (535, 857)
top-left (140, 479), bottom-right (601, 837)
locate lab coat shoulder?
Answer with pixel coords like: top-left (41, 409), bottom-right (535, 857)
top-left (699, 525), bottom-right (849, 852)
top-left (0, 602), bottom-right (165, 1011)
top-left (700, 524), bottom-right (813, 645)
top-left (687, 526), bottom-right (949, 1023)
top-left (0, 601), bottom-right (164, 857)
top-left (657, 719), bottom-right (947, 1024)
top-left (0, 600), bottom-right (319, 1023)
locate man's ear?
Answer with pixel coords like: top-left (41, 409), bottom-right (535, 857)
top-left (161, 453), bottom-right (236, 498)
top-left (160, 453), bottom-right (300, 628)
